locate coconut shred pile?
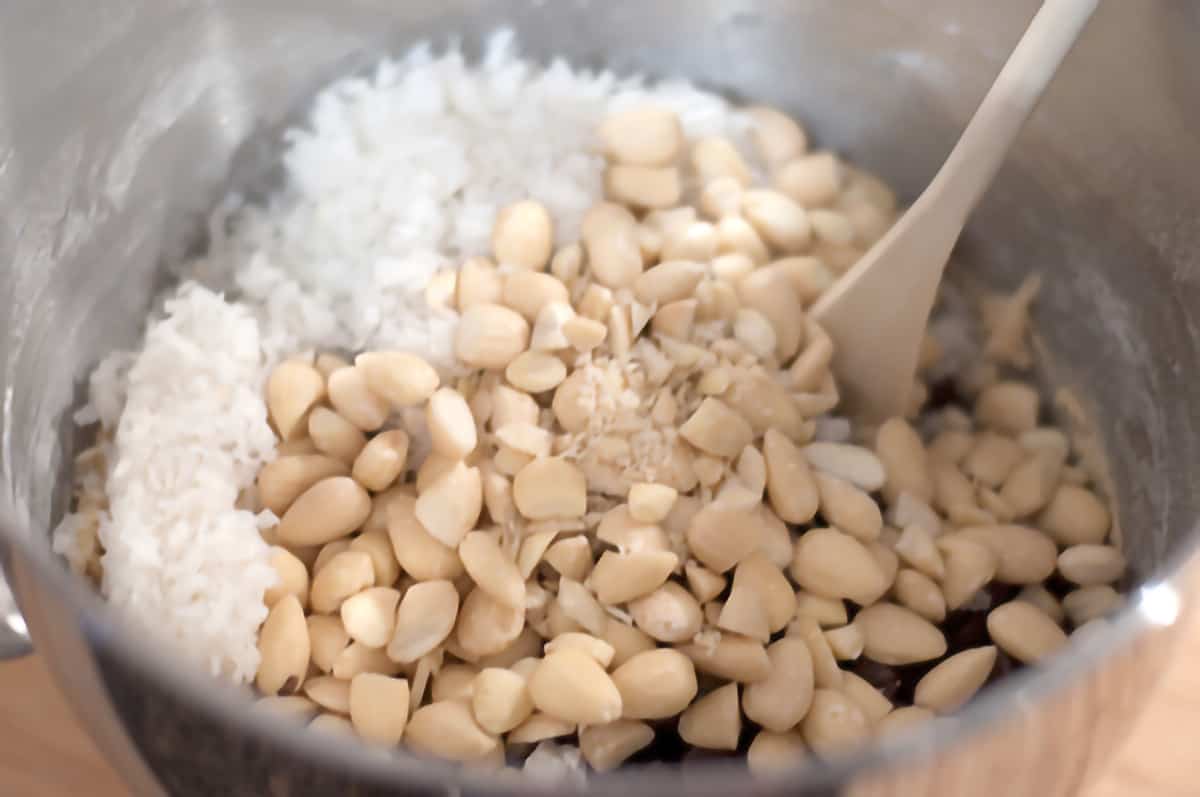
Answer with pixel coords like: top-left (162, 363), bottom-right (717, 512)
top-left (54, 34), bottom-right (754, 682)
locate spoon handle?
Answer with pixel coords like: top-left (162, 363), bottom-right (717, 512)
top-left (923, 0), bottom-right (1101, 224)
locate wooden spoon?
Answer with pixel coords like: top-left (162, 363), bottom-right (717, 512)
top-left (811, 0), bottom-right (1100, 421)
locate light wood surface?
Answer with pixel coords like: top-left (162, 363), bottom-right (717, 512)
top-left (1, 614), bottom-right (1196, 796)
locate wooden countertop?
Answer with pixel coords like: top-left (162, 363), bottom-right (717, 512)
top-left (1, 618), bottom-right (1196, 796)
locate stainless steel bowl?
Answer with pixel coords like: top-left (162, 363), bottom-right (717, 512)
top-left (2, 1), bottom-right (1199, 794)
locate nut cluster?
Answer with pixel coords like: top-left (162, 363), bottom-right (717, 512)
top-left (251, 103), bottom-right (1125, 774)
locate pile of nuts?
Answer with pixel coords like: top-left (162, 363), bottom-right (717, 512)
top-left (250, 104), bottom-right (1126, 774)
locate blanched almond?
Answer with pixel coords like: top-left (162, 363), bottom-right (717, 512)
top-left (265, 546), bottom-right (310, 609)
top-left (502, 270), bottom-right (570, 323)
top-left (580, 720), bottom-right (655, 772)
top-left (431, 663), bottom-right (480, 703)
top-left (677, 632), bottom-right (771, 684)
top-left (815, 472), bottom-right (882, 542)
top-left (543, 536), bottom-right (594, 582)
top-left (307, 615), bottom-right (350, 674)
top-left (762, 428), bottom-right (820, 524)
top-left (340, 586), bottom-right (400, 648)
top-left (406, 701), bottom-right (498, 762)
top-left (582, 203), bottom-right (643, 290)
top-left (355, 351), bottom-right (439, 408)
top-left (801, 689), bottom-right (870, 755)
top-left (426, 388), bottom-right (477, 459)
top-left (267, 361), bottom-right (325, 441)
top-left (530, 301), bottom-right (575, 351)
top-left (414, 462), bottom-right (482, 547)
top-left (876, 418), bottom-right (932, 504)
top-left (505, 351), bottom-right (567, 393)
top-left (748, 105), bottom-right (808, 167)
top-left (277, 476), bottom-right (371, 547)
top-left (507, 713), bottom-right (574, 744)
top-left (687, 501), bottom-right (763, 573)
top-left (1057, 544), bottom-right (1126, 586)
top-left (349, 674), bottom-right (410, 745)
top-left (742, 638), bottom-right (815, 732)
top-left (741, 189), bottom-right (812, 253)
top-left (598, 505), bottom-right (671, 554)
top-left (962, 432), bottom-right (1024, 488)
top-left (680, 398), bottom-right (753, 458)
top-left (331, 641), bottom-right (404, 680)
top-left (600, 106), bottom-right (682, 166)
top-left (513, 457), bottom-right (587, 520)
top-left (388, 580), bottom-right (459, 663)
top-left (634, 260), bottom-right (707, 305)
top-left (794, 592), bottom-right (849, 627)
top-left (304, 676), bottom-right (351, 714)
top-left (611, 649), bottom-right (698, 719)
top-left (556, 578), bottom-right (609, 637)
top-left (529, 648), bottom-right (623, 725)
top-left (790, 528), bottom-right (889, 606)
top-left (543, 633), bottom-right (616, 668)
top-left (732, 552), bottom-right (797, 634)
top-left (457, 256), bottom-right (504, 310)
top-left (788, 615), bottom-right (842, 690)
top-left (258, 455), bottom-right (349, 517)
top-left (563, 315), bottom-right (608, 352)
top-left (737, 266), bottom-right (805, 360)
top-left (1062, 586), bottom-right (1121, 626)
top-left (747, 730), bottom-right (808, 774)
top-left (351, 430), bottom-right (409, 492)
top-left (679, 683), bottom-right (741, 750)
top-left (628, 483), bottom-right (678, 524)
top-left (719, 578), bottom-right (769, 642)
top-left (256, 595), bottom-right (310, 696)
top-left (590, 550), bottom-right (678, 605)
top-left (628, 582), bottom-right (702, 643)
top-left (975, 382), bottom-right (1039, 434)
top-left (386, 493), bottom-right (464, 581)
top-left (1039, 485), bottom-right (1111, 546)
top-left (493, 200), bottom-right (554, 271)
top-left (327, 367), bottom-right (390, 432)
top-left (955, 525), bottom-right (1058, 585)
top-left (914, 646), bottom-right (997, 713)
top-left (693, 136), bottom-right (752, 185)
top-left (471, 667), bottom-right (534, 734)
top-left (802, 443), bottom-right (886, 492)
top-left (855, 603), bottom-right (947, 665)
top-left (893, 569), bottom-right (947, 624)
top-left (987, 601), bottom-right (1067, 663)
top-left (310, 551), bottom-right (375, 614)
top-left (602, 621), bottom-right (658, 669)
top-left (893, 523), bottom-right (945, 580)
top-left (683, 560), bottom-right (727, 604)
top-left (456, 303), bottom-right (531, 369)
top-left (458, 530), bottom-right (525, 610)
top-left (456, 587), bottom-right (525, 660)
top-left (775, 152), bottom-right (842, 207)
top-left (999, 452), bottom-right (1062, 518)
top-left (841, 671), bottom-right (892, 724)
top-left (938, 536), bottom-right (998, 610)
top-left (824, 624), bottom-right (865, 661)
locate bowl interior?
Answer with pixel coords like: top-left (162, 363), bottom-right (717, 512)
top-left (3, 0), bottom-right (1200, 794)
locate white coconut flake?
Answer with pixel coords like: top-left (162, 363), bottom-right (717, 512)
top-left (91, 284), bottom-right (278, 682)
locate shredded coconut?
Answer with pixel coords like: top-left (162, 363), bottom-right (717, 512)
top-left (71, 285), bottom-right (278, 680)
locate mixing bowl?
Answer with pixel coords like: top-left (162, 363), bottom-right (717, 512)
top-left (2, 1), bottom-right (1199, 794)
